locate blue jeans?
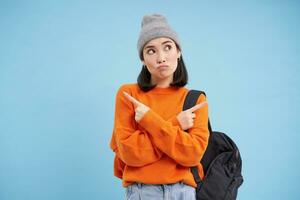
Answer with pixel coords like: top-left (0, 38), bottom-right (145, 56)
top-left (125, 182), bottom-right (196, 200)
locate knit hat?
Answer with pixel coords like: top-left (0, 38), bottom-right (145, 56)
top-left (137, 14), bottom-right (181, 60)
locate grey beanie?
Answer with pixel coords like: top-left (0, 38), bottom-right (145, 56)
top-left (137, 14), bottom-right (181, 60)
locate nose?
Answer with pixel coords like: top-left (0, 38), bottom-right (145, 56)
top-left (156, 51), bottom-right (166, 64)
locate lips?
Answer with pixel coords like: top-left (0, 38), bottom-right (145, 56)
top-left (157, 64), bottom-right (168, 69)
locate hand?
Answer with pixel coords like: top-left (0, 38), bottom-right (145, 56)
top-left (123, 92), bottom-right (150, 122)
top-left (176, 101), bottom-right (208, 131)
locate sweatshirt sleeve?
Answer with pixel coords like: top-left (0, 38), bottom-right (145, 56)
top-left (138, 93), bottom-right (209, 167)
top-left (110, 85), bottom-right (163, 167)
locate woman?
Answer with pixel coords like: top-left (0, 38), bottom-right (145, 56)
top-left (110, 14), bottom-right (209, 200)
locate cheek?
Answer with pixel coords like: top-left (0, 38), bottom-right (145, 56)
top-left (144, 58), bottom-right (156, 69)
top-left (143, 61), bottom-right (155, 73)
top-left (169, 53), bottom-right (179, 67)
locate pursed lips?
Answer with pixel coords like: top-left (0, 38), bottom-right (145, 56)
top-left (157, 64), bottom-right (168, 69)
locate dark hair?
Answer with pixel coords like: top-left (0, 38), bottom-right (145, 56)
top-left (137, 57), bottom-right (188, 92)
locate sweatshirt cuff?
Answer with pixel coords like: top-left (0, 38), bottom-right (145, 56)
top-left (138, 109), bottom-right (167, 137)
top-left (168, 115), bottom-right (181, 127)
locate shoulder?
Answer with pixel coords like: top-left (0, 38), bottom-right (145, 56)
top-left (186, 89), bottom-right (207, 103)
top-left (116, 83), bottom-right (140, 96)
top-left (197, 91), bottom-right (207, 103)
top-left (118, 83), bottom-right (139, 92)
top-left (198, 92), bottom-right (207, 102)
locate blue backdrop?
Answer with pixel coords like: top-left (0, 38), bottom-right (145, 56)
top-left (1, 1), bottom-right (299, 199)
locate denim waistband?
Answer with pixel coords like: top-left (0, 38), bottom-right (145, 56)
top-left (129, 181), bottom-right (193, 191)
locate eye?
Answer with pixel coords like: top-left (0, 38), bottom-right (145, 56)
top-left (147, 49), bottom-right (155, 55)
top-left (164, 45), bottom-right (172, 51)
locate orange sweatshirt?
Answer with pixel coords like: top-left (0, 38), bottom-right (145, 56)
top-left (109, 83), bottom-right (209, 188)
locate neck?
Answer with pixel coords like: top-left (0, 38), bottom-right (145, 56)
top-left (152, 76), bottom-right (173, 88)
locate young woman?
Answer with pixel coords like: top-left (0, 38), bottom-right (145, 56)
top-left (110, 14), bottom-right (209, 200)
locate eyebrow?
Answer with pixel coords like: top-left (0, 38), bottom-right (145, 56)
top-left (144, 40), bottom-right (173, 50)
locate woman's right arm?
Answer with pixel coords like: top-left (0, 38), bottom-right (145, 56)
top-left (110, 85), bottom-right (163, 167)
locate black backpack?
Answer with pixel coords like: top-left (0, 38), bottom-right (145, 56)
top-left (183, 90), bottom-right (243, 200)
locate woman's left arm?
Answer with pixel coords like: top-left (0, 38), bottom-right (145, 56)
top-left (138, 94), bottom-right (209, 167)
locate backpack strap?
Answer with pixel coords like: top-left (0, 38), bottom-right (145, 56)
top-left (183, 90), bottom-right (212, 133)
top-left (183, 89), bottom-right (212, 184)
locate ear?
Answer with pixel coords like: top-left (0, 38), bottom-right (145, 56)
top-left (177, 50), bottom-right (181, 59)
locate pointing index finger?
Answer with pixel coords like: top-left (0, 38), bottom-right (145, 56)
top-left (123, 92), bottom-right (141, 106)
top-left (188, 101), bottom-right (207, 112)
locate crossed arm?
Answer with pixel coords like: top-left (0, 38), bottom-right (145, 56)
top-left (110, 87), bottom-right (209, 167)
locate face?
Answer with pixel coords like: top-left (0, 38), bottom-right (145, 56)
top-left (142, 37), bottom-right (181, 86)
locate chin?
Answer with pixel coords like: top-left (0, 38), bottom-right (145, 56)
top-left (158, 74), bottom-right (173, 80)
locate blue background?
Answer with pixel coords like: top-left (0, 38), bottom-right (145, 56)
top-left (1, 1), bottom-right (299, 199)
